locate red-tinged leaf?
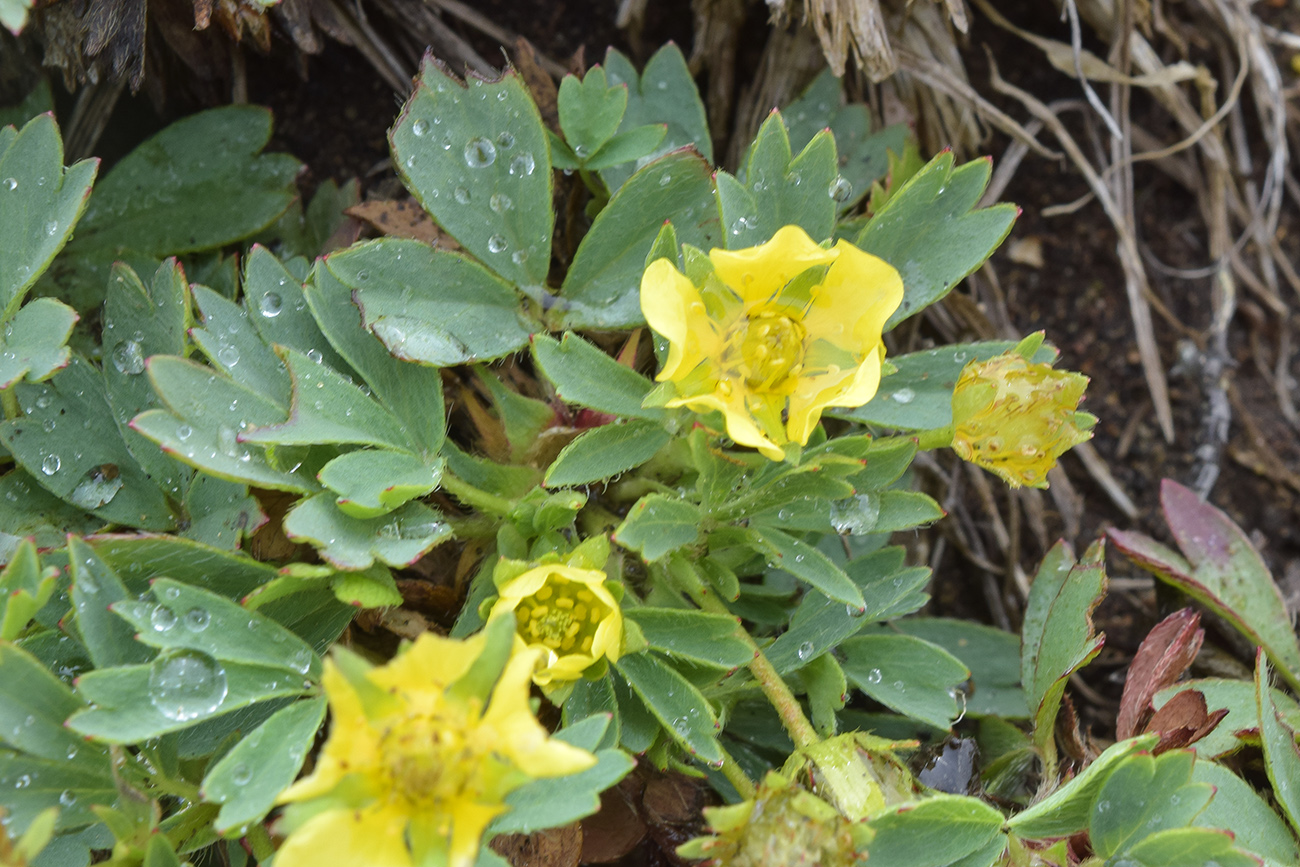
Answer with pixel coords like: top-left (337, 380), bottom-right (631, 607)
top-left (1144, 689), bottom-right (1227, 755)
top-left (1117, 608), bottom-right (1203, 739)
top-left (1112, 479), bottom-right (1300, 690)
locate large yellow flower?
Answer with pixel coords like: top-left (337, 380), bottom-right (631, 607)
top-left (951, 351), bottom-right (1095, 488)
top-left (641, 225), bottom-right (904, 460)
top-left (274, 632), bottom-right (595, 867)
top-left (489, 564), bottom-right (623, 687)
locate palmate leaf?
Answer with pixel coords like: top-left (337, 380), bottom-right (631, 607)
top-left (391, 57), bottom-right (552, 288)
top-left (0, 114), bottom-right (97, 321)
top-left (52, 106), bottom-right (300, 312)
top-left (855, 152), bottom-right (1017, 329)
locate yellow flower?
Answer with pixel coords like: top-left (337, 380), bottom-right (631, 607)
top-left (951, 351), bottom-right (1095, 489)
top-left (641, 225), bottom-right (904, 460)
top-left (489, 564), bottom-right (623, 687)
top-left (274, 632), bottom-right (595, 867)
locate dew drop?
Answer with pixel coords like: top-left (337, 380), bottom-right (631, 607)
top-left (2, 178), bottom-right (15, 191)
top-left (487, 234), bottom-right (508, 253)
top-left (58, 790), bottom-right (76, 807)
top-left (306, 348), bottom-right (323, 364)
top-left (797, 641), bottom-right (815, 661)
top-left (45, 221), bottom-right (59, 236)
top-left (259, 293), bottom-right (283, 318)
top-left (453, 186), bottom-right (471, 204)
top-left (34, 393), bottom-right (52, 409)
top-left (231, 763), bottom-right (253, 786)
top-left (496, 131), bottom-right (515, 149)
top-left (508, 153), bottom-right (535, 176)
top-left (464, 137), bottom-right (497, 167)
top-left (866, 668), bottom-right (883, 684)
top-left (111, 340), bottom-right (145, 375)
top-left (511, 249), bottom-right (529, 265)
top-left (891, 387), bottom-right (916, 404)
top-left (489, 193), bottom-right (513, 213)
top-left (659, 173), bottom-right (672, 187)
top-left (176, 424), bottom-right (193, 441)
top-left (828, 176), bottom-right (853, 202)
top-left (148, 650), bottom-right (228, 722)
top-left (217, 345), bottom-right (240, 367)
top-left (150, 606), bottom-right (178, 632)
top-left (411, 119), bottom-right (429, 137)
top-left (183, 607), bottom-right (211, 632)
top-left (41, 454), bottom-right (60, 476)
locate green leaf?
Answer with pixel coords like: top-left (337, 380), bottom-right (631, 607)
top-left (750, 525), bottom-right (865, 610)
top-left (1020, 540), bottom-right (1106, 769)
top-left (613, 495), bottom-right (702, 562)
top-left (0, 114), bottom-right (97, 319)
top-left (86, 534), bottom-right (278, 599)
top-left (134, 355), bottom-right (313, 492)
top-left (865, 795), bottom-right (1005, 867)
top-left (557, 148), bottom-right (721, 330)
top-left (1257, 655), bottom-right (1300, 839)
top-left (1192, 760), bottom-right (1300, 867)
top-left (1089, 750), bottom-right (1213, 859)
top-left (0, 540), bottom-right (56, 640)
top-left (102, 261), bottom-right (194, 502)
top-left (181, 474), bottom-right (264, 550)
top-left (1112, 479), bottom-right (1300, 689)
top-left (0, 298), bottom-right (77, 388)
top-left (543, 419), bottom-right (671, 487)
top-left (717, 112), bottom-right (837, 248)
top-left (765, 548), bottom-right (928, 674)
top-left (318, 450), bottom-right (442, 519)
top-left (0, 469), bottom-right (99, 556)
top-left (871, 490), bottom-right (946, 533)
top-left (841, 634), bottom-right (970, 729)
top-left (894, 619), bottom-right (1026, 718)
top-left (802, 653), bottom-right (848, 736)
top-left (305, 264), bottom-right (447, 458)
top-left (1006, 734), bottom-right (1158, 838)
top-left (142, 834), bottom-right (181, 867)
top-left (613, 652), bottom-right (723, 765)
top-left (831, 341), bottom-right (1055, 430)
top-left (0, 753), bottom-right (115, 836)
top-left (112, 578), bottom-right (321, 679)
top-left (600, 44), bottom-right (713, 192)
top-left (855, 152), bottom-right (1016, 329)
top-left (558, 66), bottom-right (628, 158)
top-left (3, 357), bottom-right (174, 529)
top-left (190, 284), bottom-right (291, 407)
top-left (242, 245), bottom-right (348, 373)
top-left (202, 696), bottom-right (325, 832)
top-left (491, 746), bottom-right (634, 834)
top-left (585, 124), bottom-right (667, 172)
top-left (391, 59), bottom-right (551, 286)
top-left (531, 332), bottom-right (662, 420)
top-left (0, 643), bottom-right (107, 766)
top-left (563, 677), bottom-right (621, 744)
top-left (0, 78), bottom-right (49, 128)
top-left (625, 608), bottom-right (752, 668)
top-left (57, 106), bottom-right (300, 311)
top-left (326, 239), bottom-right (534, 366)
top-left (330, 564), bottom-right (403, 608)
top-left (1121, 828), bottom-right (1258, 867)
top-left (1153, 678), bottom-right (1300, 759)
top-left (782, 70), bottom-right (908, 210)
top-left (283, 492), bottom-right (450, 570)
top-left (241, 348), bottom-right (414, 451)
top-left (67, 537), bottom-right (152, 669)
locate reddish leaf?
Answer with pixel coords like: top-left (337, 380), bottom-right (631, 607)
top-left (1144, 689), bottom-right (1227, 754)
top-left (1117, 608), bottom-right (1204, 739)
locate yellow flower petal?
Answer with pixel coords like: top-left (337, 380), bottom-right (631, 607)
top-left (640, 258), bottom-right (719, 381)
top-left (278, 661), bottom-right (378, 804)
top-left (485, 648), bottom-right (597, 778)
top-left (709, 225), bottom-right (836, 305)
top-left (449, 802), bottom-right (509, 867)
top-left (274, 805), bottom-right (413, 867)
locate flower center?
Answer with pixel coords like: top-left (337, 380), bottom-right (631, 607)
top-left (515, 577), bottom-right (609, 655)
top-left (378, 711), bottom-right (475, 809)
top-left (723, 312), bottom-right (806, 393)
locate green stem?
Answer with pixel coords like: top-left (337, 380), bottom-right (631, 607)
top-left (246, 823), bottom-right (276, 861)
top-left (684, 583), bottom-right (820, 752)
top-left (716, 744), bottom-right (757, 799)
top-left (443, 514), bottom-right (498, 540)
top-left (440, 472), bottom-right (515, 517)
top-left (908, 425), bottom-right (954, 452)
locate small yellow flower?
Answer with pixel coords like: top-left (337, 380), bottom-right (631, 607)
top-left (951, 351), bottom-right (1095, 489)
top-left (489, 564), bottom-right (624, 687)
top-left (274, 633), bottom-right (595, 867)
top-left (640, 225), bottom-right (904, 461)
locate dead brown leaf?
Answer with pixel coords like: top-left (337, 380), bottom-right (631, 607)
top-left (580, 780), bottom-right (646, 863)
top-left (345, 199), bottom-right (444, 247)
top-left (513, 37), bottom-right (560, 132)
top-left (1144, 689), bottom-right (1228, 754)
top-left (491, 824), bottom-right (582, 867)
